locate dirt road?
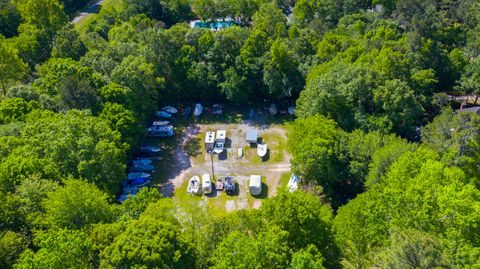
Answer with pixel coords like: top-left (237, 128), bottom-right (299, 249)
top-left (72, 0), bottom-right (105, 24)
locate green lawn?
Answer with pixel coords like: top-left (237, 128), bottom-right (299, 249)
top-left (174, 173), bottom-right (256, 217)
top-left (244, 129), bottom-right (287, 164)
top-left (278, 172), bottom-right (291, 191)
top-left (74, 0), bottom-right (123, 32)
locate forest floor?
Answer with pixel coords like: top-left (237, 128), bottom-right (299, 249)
top-left (146, 105), bottom-right (295, 214)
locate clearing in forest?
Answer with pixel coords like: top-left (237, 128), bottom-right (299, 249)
top-left (147, 106), bottom-right (294, 213)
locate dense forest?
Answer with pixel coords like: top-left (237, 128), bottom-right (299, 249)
top-left (1, 0), bottom-right (480, 268)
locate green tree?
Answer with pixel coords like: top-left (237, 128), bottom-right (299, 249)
top-left (0, 36), bottom-right (28, 97)
top-left (99, 102), bottom-right (141, 146)
top-left (219, 67), bottom-right (250, 101)
top-left (158, 0), bottom-right (194, 26)
top-left (0, 193), bottom-right (26, 231)
top-left (290, 245), bottom-right (326, 269)
top-left (210, 226), bottom-right (290, 269)
top-left (51, 25), bottom-right (86, 61)
top-left (373, 228), bottom-right (447, 268)
top-left (15, 177), bottom-right (58, 226)
top-left (0, 0), bottom-right (21, 37)
top-left (0, 154), bottom-right (60, 193)
top-left (14, 229), bottom-right (95, 269)
top-left (334, 191), bottom-right (389, 269)
top-left (287, 115), bottom-right (342, 200)
top-left (0, 231), bottom-right (27, 269)
top-left (263, 39), bottom-right (303, 101)
top-left (260, 191), bottom-right (338, 267)
top-left (35, 58), bottom-right (102, 111)
top-left (421, 108), bottom-right (480, 181)
top-left (120, 187), bottom-right (162, 219)
top-left (16, 0), bottom-right (68, 37)
top-left (373, 79), bottom-right (423, 137)
top-left (456, 58), bottom-right (480, 104)
top-left (296, 63), bottom-right (373, 131)
top-left (252, 3), bottom-right (286, 37)
top-left (41, 179), bottom-right (115, 230)
top-left (21, 110), bottom-right (127, 193)
top-left (293, 0), bottom-right (339, 30)
top-left (100, 217), bottom-right (194, 268)
top-left (0, 98), bottom-right (39, 124)
top-left (366, 137), bottom-right (417, 188)
top-left (98, 82), bottom-right (135, 108)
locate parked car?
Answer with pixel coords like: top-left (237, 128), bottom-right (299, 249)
top-left (224, 176), bottom-right (235, 195)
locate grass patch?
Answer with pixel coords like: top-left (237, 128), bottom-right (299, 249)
top-left (173, 173), bottom-right (250, 216)
top-left (74, 13), bottom-right (96, 31)
top-left (278, 172), bottom-right (291, 191)
top-left (243, 131), bottom-right (287, 164)
top-left (262, 132), bottom-right (287, 163)
top-left (172, 173), bottom-right (270, 215)
top-left (74, 0), bottom-right (123, 32)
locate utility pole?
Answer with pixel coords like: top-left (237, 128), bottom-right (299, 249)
top-left (208, 149), bottom-right (215, 179)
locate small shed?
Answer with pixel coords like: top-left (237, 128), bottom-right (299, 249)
top-left (246, 130), bottom-right (258, 145)
top-left (249, 175), bottom-right (262, 196)
top-left (216, 130), bottom-right (226, 142)
top-left (205, 131), bottom-right (215, 150)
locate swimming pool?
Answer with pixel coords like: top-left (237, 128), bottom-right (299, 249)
top-left (193, 21), bottom-right (238, 30)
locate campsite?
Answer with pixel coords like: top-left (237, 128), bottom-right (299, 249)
top-left (2, 0), bottom-right (480, 267)
top-left (136, 104), bottom-right (294, 213)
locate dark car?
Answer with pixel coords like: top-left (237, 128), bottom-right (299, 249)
top-left (224, 176), bottom-right (235, 195)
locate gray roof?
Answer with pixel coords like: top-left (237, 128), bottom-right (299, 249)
top-left (246, 130), bottom-right (258, 142)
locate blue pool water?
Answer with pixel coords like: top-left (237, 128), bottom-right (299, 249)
top-left (194, 21), bottom-right (238, 30)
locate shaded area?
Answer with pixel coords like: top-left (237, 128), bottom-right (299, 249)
top-left (252, 183), bottom-right (269, 199)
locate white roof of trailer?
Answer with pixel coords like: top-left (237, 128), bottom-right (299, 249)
top-left (205, 132), bottom-right (215, 143)
top-left (216, 130), bottom-right (226, 141)
top-left (249, 175), bottom-right (261, 188)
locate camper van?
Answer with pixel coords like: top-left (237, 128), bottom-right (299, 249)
top-left (214, 130), bottom-right (226, 154)
top-left (147, 125), bottom-right (174, 137)
top-left (202, 174), bottom-right (212, 194)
